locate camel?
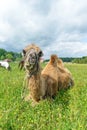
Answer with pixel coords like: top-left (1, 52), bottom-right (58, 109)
top-left (21, 44), bottom-right (74, 104)
top-left (22, 45), bottom-right (59, 103)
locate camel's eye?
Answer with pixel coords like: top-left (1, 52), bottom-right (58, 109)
top-left (38, 51), bottom-right (43, 57)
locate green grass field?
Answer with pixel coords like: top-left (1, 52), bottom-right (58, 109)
top-left (0, 62), bottom-right (87, 130)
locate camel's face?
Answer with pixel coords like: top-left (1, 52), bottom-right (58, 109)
top-left (22, 44), bottom-right (43, 58)
top-left (24, 49), bottom-right (39, 70)
top-left (19, 44), bottom-right (43, 70)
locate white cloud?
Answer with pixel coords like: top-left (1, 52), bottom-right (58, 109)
top-left (0, 0), bottom-right (87, 58)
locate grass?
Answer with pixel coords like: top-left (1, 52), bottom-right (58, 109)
top-left (0, 62), bottom-right (87, 130)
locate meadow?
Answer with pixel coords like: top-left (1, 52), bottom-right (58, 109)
top-left (0, 62), bottom-right (87, 130)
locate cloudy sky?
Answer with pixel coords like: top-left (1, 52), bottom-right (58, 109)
top-left (0, 0), bottom-right (87, 59)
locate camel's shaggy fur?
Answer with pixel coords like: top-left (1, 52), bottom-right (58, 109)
top-left (42, 55), bottom-right (74, 91)
top-left (25, 63), bottom-right (46, 102)
top-left (41, 55), bottom-right (59, 98)
top-left (57, 58), bottom-right (72, 75)
top-left (57, 58), bottom-right (74, 90)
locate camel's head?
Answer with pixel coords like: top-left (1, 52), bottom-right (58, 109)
top-left (22, 43), bottom-right (43, 59)
top-left (24, 49), bottom-right (38, 70)
top-left (23, 44), bottom-right (43, 76)
top-left (19, 44), bottom-right (43, 71)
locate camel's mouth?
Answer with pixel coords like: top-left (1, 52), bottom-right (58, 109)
top-left (25, 63), bottom-right (34, 70)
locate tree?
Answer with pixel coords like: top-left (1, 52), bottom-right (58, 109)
top-left (6, 53), bottom-right (13, 60)
top-left (0, 49), bottom-right (7, 57)
top-left (0, 55), bottom-right (5, 60)
top-left (0, 48), bottom-right (22, 61)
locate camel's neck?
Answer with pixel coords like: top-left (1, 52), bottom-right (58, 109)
top-left (28, 64), bottom-right (41, 84)
top-left (27, 63), bottom-right (41, 78)
top-left (31, 70), bottom-right (41, 79)
top-left (28, 67), bottom-right (41, 101)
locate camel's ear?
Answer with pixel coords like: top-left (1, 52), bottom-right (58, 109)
top-left (22, 49), bottom-right (26, 57)
top-left (38, 50), bottom-right (43, 57)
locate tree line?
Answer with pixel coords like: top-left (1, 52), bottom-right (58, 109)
top-left (72, 56), bottom-right (87, 64)
top-left (0, 48), bottom-right (87, 63)
top-left (0, 48), bottom-right (22, 61)
top-left (45, 57), bottom-right (87, 64)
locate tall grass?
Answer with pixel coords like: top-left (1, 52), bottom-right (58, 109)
top-left (0, 62), bottom-right (87, 130)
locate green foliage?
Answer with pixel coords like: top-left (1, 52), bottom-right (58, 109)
top-left (0, 55), bottom-right (5, 60)
top-left (0, 63), bottom-right (87, 130)
top-left (0, 48), bottom-right (7, 57)
top-left (61, 57), bottom-right (75, 62)
top-left (6, 53), bottom-right (13, 60)
top-left (72, 56), bottom-right (87, 64)
top-left (0, 48), bottom-right (22, 61)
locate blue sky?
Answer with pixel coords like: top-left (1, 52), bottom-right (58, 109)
top-left (0, 0), bottom-right (87, 59)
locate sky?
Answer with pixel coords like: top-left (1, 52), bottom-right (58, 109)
top-left (0, 0), bottom-right (87, 59)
